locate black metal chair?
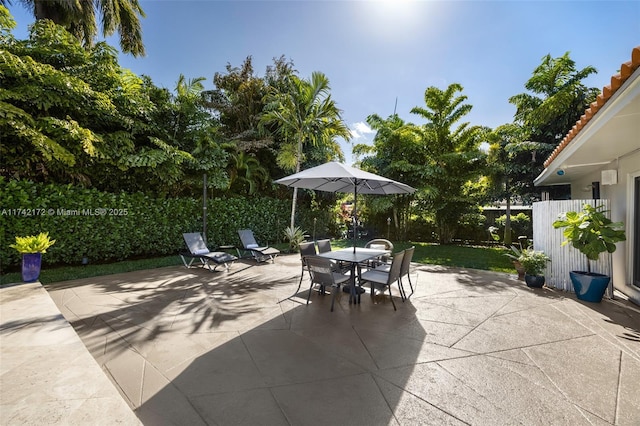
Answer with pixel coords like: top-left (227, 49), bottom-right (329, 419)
top-left (316, 239), bottom-right (332, 254)
top-left (360, 250), bottom-right (405, 310)
top-left (296, 241), bottom-right (317, 292)
top-left (305, 256), bottom-right (351, 312)
top-left (364, 238), bottom-right (394, 268)
top-left (374, 246), bottom-right (415, 300)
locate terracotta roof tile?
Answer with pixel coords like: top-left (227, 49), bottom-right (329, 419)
top-left (543, 46), bottom-right (640, 168)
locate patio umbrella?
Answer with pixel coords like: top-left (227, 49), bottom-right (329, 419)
top-left (275, 162), bottom-right (416, 252)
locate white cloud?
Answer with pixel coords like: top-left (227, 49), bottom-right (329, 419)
top-left (350, 121), bottom-right (375, 139)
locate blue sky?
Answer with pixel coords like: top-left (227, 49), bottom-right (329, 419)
top-left (7, 1), bottom-right (640, 162)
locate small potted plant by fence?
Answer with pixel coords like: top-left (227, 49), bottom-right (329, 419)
top-left (504, 245), bottom-right (526, 280)
top-left (10, 232), bottom-right (56, 283)
top-left (552, 204), bottom-right (626, 303)
top-left (517, 249), bottom-right (550, 288)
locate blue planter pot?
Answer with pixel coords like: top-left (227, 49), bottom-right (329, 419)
top-left (570, 271), bottom-right (610, 303)
top-left (524, 274), bottom-right (545, 288)
top-left (22, 253), bottom-right (42, 283)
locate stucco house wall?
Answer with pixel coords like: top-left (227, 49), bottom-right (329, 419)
top-left (568, 151), bottom-right (640, 302)
top-left (534, 46), bottom-right (640, 304)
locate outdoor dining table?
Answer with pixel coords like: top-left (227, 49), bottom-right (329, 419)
top-left (317, 247), bottom-right (390, 304)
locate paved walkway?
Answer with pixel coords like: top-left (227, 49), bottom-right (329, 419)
top-left (2, 254), bottom-right (640, 425)
top-left (0, 282), bottom-right (140, 425)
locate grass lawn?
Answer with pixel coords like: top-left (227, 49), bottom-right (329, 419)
top-left (0, 256), bottom-right (183, 286)
top-left (332, 240), bottom-right (514, 273)
top-left (1, 240), bottom-right (514, 286)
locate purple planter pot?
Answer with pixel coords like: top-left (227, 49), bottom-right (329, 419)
top-left (22, 253), bottom-right (42, 283)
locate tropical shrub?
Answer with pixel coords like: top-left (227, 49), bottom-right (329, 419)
top-left (552, 204), bottom-right (626, 273)
top-left (495, 213), bottom-right (532, 240)
top-left (283, 226), bottom-right (307, 253)
top-left (0, 178), bottom-right (302, 269)
top-left (10, 232), bottom-right (56, 254)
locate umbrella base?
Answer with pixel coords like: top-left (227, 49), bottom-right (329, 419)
top-left (343, 285), bottom-right (366, 294)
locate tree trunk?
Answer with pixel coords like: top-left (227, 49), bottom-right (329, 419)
top-left (392, 206), bottom-right (399, 240)
top-left (290, 187), bottom-right (298, 229)
top-left (504, 179), bottom-right (512, 245)
top-left (289, 138), bottom-right (303, 229)
top-left (34, 0), bottom-right (64, 23)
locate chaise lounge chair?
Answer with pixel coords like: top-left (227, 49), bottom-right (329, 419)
top-left (237, 229), bottom-right (280, 263)
top-left (181, 232), bottom-right (238, 271)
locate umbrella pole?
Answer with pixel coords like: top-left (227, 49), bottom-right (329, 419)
top-left (203, 173), bottom-right (207, 246)
top-left (353, 180), bottom-right (357, 253)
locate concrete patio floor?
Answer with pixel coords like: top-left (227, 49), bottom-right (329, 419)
top-left (2, 254), bottom-right (640, 425)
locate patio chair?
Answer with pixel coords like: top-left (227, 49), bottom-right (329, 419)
top-left (360, 250), bottom-right (405, 310)
top-left (374, 246), bottom-right (415, 300)
top-left (237, 229), bottom-right (280, 263)
top-left (295, 241), bottom-right (317, 295)
top-left (364, 238), bottom-right (394, 267)
top-left (305, 256), bottom-right (351, 312)
top-left (181, 232), bottom-right (238, 271)
top-left (316, 239), bottom-right (349, 273)
top-left (316, 239), bottom-right (332, 254)
top-left (364, 238), bottom-right (394, 251)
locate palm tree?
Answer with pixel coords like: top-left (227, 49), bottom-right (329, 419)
top-left (508, 52), bottom-right (598, 201)
top-left (227, 151), bottom-right (268, 195)
top-left (262, 71), bottom-right (351, 228)
top-left (410, 83), bottom-right (488, 244)
top-left (172, 74), bottom-right (206, 140)
top-left (353, 113), bottom-right (417, 239)
top-left (5, 0), bottom-right (145, 56)
top-left (509, 52), bottom-right (597, 136)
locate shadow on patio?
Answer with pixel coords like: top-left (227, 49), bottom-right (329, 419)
top-left (43, 255), bottom-right (640, 425)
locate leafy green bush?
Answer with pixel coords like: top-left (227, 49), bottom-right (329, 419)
top-left (455, 212), bottom-right (487, 243)
top-left (0, 178), bottom-right (303, 270)
top-left (495, 212), bottom-right (532, 239)
top-left (517, 249), bottom-right (550, 276)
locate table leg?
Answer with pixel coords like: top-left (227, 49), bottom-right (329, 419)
top-left (356, 263), bottom-right (362, 304)
top-left (349, 263), bottom-right (356, 304)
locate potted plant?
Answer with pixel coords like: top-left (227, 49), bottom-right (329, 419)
top-left (9, 232), bottom-right (56, 283)
top-left (283, 226), bottom-right (307, 253)
top-left (517, 249), bottom-right (550, 288)
top-left (504, 245), bottom-right (526, 280)
top-left (552, 204), bottom-right (626, 302)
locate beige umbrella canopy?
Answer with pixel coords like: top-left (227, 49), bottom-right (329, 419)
top-left (275, 162), bottom-right (416, 251)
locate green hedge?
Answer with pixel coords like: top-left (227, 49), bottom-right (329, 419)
top-left (1, 178), bottom-right (329, 270)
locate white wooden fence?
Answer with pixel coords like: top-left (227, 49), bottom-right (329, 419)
top-left (532, 200), bottom-right (612, 294)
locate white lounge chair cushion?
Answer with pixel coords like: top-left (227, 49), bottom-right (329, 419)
top-left (246, 243), bottom-right (259, 249)
top-left (193, 248), bottom-right (209, 255)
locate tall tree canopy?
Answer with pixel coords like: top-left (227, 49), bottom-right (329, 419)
top-left (410, 83), bottom-right (488, 244)
top-left (485, 123), bottom-right (531, 244)
top-left (0, 9), bottom-right (226, 194)
top-left (261, 71), bottom-right (350, 228)
top-left (4, 0), bottom-right (145, 56)
top-left (508, 52), bottom-right (598, 201)
top-left (353, 113), bottom-right (417, 238)
top-left (202, 55), bottom-right (297, 195)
